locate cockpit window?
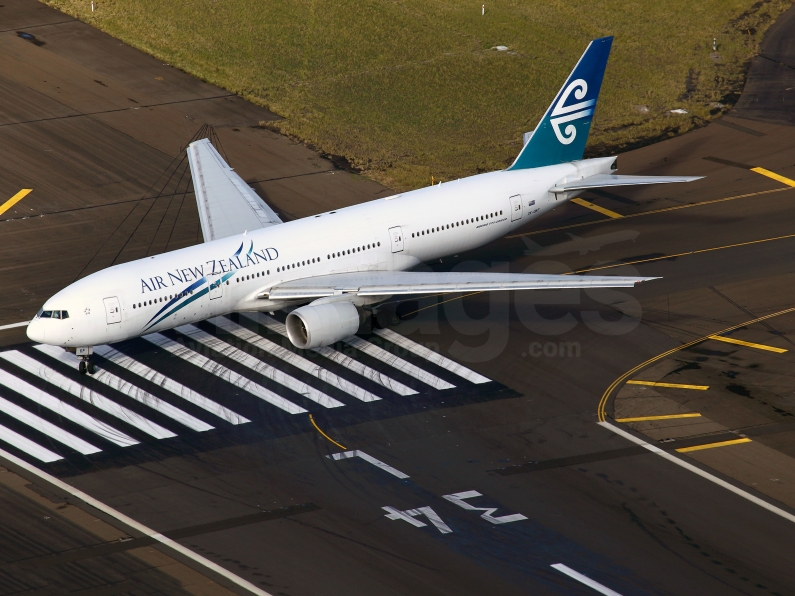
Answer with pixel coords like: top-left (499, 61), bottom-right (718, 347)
top-left (40, 310), bottom-right (52, 318)
top-left (38, 310), bottom-right (68, 319)
top-left (62, 311), bottom-right (69, 319)
top-left (52, 311), bottom-right (61, 319)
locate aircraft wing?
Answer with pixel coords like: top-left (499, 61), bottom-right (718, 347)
top-left (550, 174), bottom-right (703, 193)
top-left (261, 271), bottom-right (657, 300)
top-left (187, 138), bottom-right (282, 242)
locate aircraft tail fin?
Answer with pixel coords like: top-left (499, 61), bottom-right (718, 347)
top-left (509, 36), bottom-right (613, 170)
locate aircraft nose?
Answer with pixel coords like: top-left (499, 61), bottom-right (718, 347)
top-left (26, 319), bottom-right (45, 343)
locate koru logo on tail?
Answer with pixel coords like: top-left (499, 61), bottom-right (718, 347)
top-left (549, 79), bottom-right (595, 145)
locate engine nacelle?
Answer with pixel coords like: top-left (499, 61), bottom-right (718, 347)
top-left (285, 301), bottom-right (361, 349)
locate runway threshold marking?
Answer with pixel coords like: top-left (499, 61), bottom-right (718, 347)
top-left (625, 380), bottom-right (709, 390)
top-left (551, 564), bottom-right (624, 596)
top-left (567, 231), bottom-right (795, 275)
top-left (309, 414), bottom-right (346, 450)
top-left (676, 438), bottom-right (752, 453)
top-left (0, 445), bottom-right (276, 596)
top-left (570, 198), bottom-right (623, 219)
top-left (751, 167), bottom-right (795, 187)
top-left (615, 413), bottom-right (702, 422)
top-left (505, 186), bottom-right (791, 239)
top-left (709, 335), bottom-right (788, 353)
top-left (0, 189), bottom-right (32, 217)
top-left (599, 421), bottom-right (795, 524)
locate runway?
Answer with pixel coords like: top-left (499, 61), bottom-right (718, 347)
top-left (2, 1), bottom-right (795, 595)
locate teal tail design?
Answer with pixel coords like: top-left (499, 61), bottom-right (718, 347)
top-left (508, 36), bottom-right (613, 170)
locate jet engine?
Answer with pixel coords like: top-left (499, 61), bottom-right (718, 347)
top-left (285, 301), bottom-right (361, 349)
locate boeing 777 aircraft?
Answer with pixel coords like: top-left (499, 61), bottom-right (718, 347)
top-left (27, 36), bottom-right (701, 374)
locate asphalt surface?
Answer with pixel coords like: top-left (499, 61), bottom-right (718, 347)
top-left (1, 1), bottom-right (795, 595)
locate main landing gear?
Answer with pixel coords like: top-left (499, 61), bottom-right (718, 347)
top-left (76, 347), bottom-right (95, 375)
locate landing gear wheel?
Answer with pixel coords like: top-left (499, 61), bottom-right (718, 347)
top-left (78, 360), bottom-right (86, 375)
top-left (87, 361), bottom-right (96, 375)
top-left (375, 306), bottom-right (400, 329)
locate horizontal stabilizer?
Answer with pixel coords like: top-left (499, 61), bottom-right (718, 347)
top-left (550, 174), bottom-right (703, 193)
top-left (261, 271), bottom-right (658, 300)
top-left (188, 139), bottom-right (282, 242)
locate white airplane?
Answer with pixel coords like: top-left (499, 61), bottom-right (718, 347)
top-left (28, 36), bottom-right (701, 374)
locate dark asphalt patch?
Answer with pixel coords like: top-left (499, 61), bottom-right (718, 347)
top-left (702, 155), bottom-right (755, 169)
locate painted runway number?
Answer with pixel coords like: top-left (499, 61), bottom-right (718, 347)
top-left (442, 490), bottom-right (528, 524)
top-left (383, 490), bottom-right (526, 534)
top-left (383, 506), bottom-right (453, 534)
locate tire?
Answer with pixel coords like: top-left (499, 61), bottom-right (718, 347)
top-left (78, 361), bottom-right (86, 375)
top-left (87, 361), bottom-right (96, 375)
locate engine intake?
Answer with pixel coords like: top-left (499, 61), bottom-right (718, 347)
top-left (285, 301), bottom-right (361, 349)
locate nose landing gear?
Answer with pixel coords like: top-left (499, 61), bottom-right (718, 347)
top-left (78, 357), bottom-right (95, 375)
top-left (76, 347), bottom-right (95, 375)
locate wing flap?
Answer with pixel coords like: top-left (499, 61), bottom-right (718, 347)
top-left (550, 174), bottom-right (703, 193)
top-left (188, 138), bottom-right (282, 242)
top-left (261, 271), bottom-right (657, 300)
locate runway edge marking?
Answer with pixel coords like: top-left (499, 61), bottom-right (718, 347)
top-left (598, 421), bottom-right (795, 524)
top-left (0, 445), bottom-right (276, 596)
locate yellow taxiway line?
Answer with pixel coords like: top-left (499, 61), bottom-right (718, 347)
top-left (309, 413), bottom-right (347, 450)
top-left (709, 335), bottom-right (788, 353)
top-left (615, 413), bottom-right (702, 422)
top-left (505, 186), bottom-right (792, 239)
top-left (598, 305), bottom-right (795, 422)
top-left (751, 167), bottom-right (795, 187)
top-left (570, 198), bottom-right (623, 219)
top-left (0, 189), bottom-right (32, 217)
top-left (567, 231), bottom-right (795, 275)
top-left (676, 438), bottom-right (751, 453)
top-left (626, 380), bottom-right (709, 390)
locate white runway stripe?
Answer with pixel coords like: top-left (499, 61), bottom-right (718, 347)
top-left (245, 313), bottom-right (417, 397)
top-left (211, 317), bottom-right (380, 403)
top-left (143, 333), bottom-right (306, 415)
top-left (0, 389), bottom-right (101, 454)
top-left (0, 351), bottom-right (165, 443)
top-left (34, 345), bottom-right (214, 433)
top-left (372, 328), bottom-right (490, 384)
top-left (91, 345), bottom-right (248, 425)
top-left (342, 337), bottom-right (454, 390)
top-left (551, 564), bottom-right (624, 596)
top-left (177, 324), bottom-right (344, 409)
top-left (0, 421), bottom-right (63, 462)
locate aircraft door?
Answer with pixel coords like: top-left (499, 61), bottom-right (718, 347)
top-left (388, 226), bottom-right (404, 253)
top-left (208, 275), bottom-right (223, 300)
top-left (509, 195), bottom-right (523, 222)
top-left (103, 297), bottom-right (121, 324)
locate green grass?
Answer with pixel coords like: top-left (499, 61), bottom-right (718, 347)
top-left (47, 0), bottom-right (792, 190)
